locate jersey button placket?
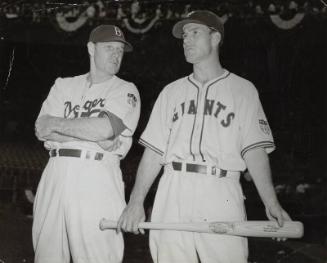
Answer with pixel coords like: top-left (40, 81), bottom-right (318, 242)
top-left (200, 85), bottom-right (207, 161)
top-left (193, 86), bottom-right (205, 160)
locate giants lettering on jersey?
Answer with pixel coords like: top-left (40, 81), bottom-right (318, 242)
top-left (172, 99), bottom-right (235, 127)
top-left (64, 98), bottom-right (105, 118)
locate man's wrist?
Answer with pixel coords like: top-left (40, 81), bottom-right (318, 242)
top-left (264, 198), bottom-right (280, 209)
top-left (128, 194), bottom-right (145, 206)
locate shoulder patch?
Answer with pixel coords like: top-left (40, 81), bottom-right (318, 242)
top-left (259, 119), bottom-right (271, 135)
top-left (127, 93), bottom-right (137, 107)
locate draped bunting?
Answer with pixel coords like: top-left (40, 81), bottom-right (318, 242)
top-left (1, 0), bottom-right (326, 34)
top-left (270, 13), bottom-right (305, 30)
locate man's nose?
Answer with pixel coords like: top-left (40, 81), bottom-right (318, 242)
top-left (183, 35), bottom-right (192, 45)
top-left (111, 51), bottom-right (120, 59)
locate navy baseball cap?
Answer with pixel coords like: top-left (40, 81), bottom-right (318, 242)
top-left (172, 10), bottom-right (224, 43)
top-left (89, 25), bottom-right (133, 52)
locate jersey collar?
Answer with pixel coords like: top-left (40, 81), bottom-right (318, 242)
top-left (85, 73), bottom-right (117, 86)
top-left (189, 69), bottom-right (229, 87)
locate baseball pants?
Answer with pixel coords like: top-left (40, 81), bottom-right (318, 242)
top-left (32, 153), bottom-right (125, 263)
top-left (149, 165), bottom-right (248, 263)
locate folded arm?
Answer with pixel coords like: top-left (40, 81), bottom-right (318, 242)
top-left (35, 114), bottom-right (115, 142)
top-left (39, 132), bottom-right (80, 143)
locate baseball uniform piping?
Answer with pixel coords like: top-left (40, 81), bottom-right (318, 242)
top-left (187, 76), bottom-right (200, 161)
top-left (199, 86), bottom-right (210, 162)
top-left (241, 141), bottom-right (275, 157)
top-left (199, 72), bottom-right (231, 162)
top-left (139, 138), bottom-right (164, 156)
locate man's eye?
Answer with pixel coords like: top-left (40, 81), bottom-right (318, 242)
top-left (116, 49), bottom-right (123, 55)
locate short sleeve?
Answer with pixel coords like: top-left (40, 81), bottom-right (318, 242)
top-left (38, 78), bottom-right (65, 118)
top-left (104, 83), bottom-right (140, 136)
top-left (139, 90), bottom-right (170, 155)
top-left (240, 88), bottom-right (275, 157)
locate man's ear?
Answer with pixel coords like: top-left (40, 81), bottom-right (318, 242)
top-left (87, 42), bottom-right (95, 57)
top-left (211, 31), bottom-right (222, 47)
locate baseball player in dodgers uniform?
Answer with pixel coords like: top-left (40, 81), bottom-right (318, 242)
top-left (33, 25), bottom-right (140, 263)
top-left (118, 10), bottom-right (291, 263)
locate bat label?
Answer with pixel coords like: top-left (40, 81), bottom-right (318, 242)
top-left (209, 222), bottom-right (234, 234)
top-left (263, 224), bottom-right (280, 232)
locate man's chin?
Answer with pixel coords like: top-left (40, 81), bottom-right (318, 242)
top-left (185, 56), bottom-right (197, 64)
top-left (106, 67), bottom-right (120, 76)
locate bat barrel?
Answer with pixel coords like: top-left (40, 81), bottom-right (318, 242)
top-left (232, 221), bottom-right (304, 238)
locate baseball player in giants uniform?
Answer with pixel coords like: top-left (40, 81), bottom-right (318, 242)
top-left (33, 25), bottom-right (140, 263)
top-left (118, 10), bottom-right (291, 263)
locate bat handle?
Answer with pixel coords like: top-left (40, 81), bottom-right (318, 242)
top-left (99, 219), bottom-right (118, 231)
top-left (99, 219), bottom-right (151, 231)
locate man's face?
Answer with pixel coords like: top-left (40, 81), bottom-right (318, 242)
top-left (92, 41), bottom-right (124, 76)
top-left (182, 23), bottom-right (214, 64)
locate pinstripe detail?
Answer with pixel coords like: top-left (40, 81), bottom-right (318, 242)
top-left (241, 141), bottom-right (275, 157)
top-left (199, 71), bottom-right (231, 162)
top-left (139, 138), bottom-right (164, 156)
top-left (187, 76), bottom-right (199, 161)
top-left (199, 87), bottom-right (209, 162)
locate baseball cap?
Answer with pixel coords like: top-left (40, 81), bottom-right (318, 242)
top-left (172, 10), bottom-right (224, 42)
top-left (89, 25), bottom-right (133, 52)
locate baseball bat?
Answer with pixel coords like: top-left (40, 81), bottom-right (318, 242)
top-left (99, 219), bottom-right (303, 238)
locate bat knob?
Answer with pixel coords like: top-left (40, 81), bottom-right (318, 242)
top-left (99, 218), bottom-right (106, 231)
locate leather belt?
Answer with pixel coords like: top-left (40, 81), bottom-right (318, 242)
top-left (49, 149), bottom-right (103, 161)
top-left (172, 161), bottom-right (227, 178)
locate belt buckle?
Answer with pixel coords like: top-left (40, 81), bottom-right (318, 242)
top-left (211, 166), bottom-right (227, 177)
top-left (81, 151), bottom-right (103, 161)
top-left (83, 150), bottom-right (103, 161)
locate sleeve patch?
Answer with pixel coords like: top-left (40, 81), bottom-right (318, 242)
top-left (259, 119), bottom-right (271, 135)
top-left (127, 93), bottom-right (137, 108)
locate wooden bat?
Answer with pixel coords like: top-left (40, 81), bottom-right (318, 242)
top-left (99, 219), bottom-right (303, 238)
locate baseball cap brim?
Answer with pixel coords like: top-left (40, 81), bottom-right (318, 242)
top-left (123, 42), bottom-right (133, 52)
top-left (91, 37), bottom-right (133, 52)
top-left (113, 38), bottom-right (133, 52)
top-left (172, 19), bottom-right (210, 39)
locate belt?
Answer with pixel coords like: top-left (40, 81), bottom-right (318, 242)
top-left (172, 161), bottom-right (227, 178)
top-left (49, 148), bottom-right (104, 161)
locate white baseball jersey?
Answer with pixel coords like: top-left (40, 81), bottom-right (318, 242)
top-left (33, 73), bottom-right (140, 263)
top-left (38, 73), bottom-right (140, 157)
top-left (141, 70), bottom-right (274, 263)
top-left (140, 70), bottom-right (274, 171)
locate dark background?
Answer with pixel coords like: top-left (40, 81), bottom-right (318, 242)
top-left (0, 1), bottom-right (326, 261)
